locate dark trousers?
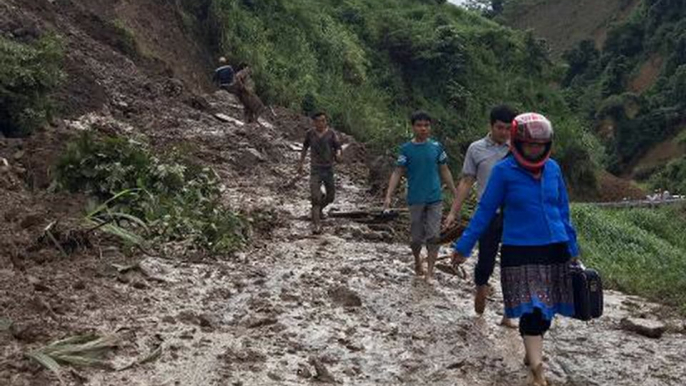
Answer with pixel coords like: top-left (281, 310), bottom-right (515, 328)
top-left (519, 308), bottom-right (552, 336)
top-left (474, 213), bottom-right (503, 286)
top-left (310, 166), bottom-right (335, 208)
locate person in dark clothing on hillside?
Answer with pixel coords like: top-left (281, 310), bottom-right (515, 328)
top-left (213, 57), bottom-right (235, 88)
top-left (213, 58), bottom-right (265, 125)
top-left (297, 112), bottom-right (342, 234)
top-left (232, 64), bottom-right (265, 124)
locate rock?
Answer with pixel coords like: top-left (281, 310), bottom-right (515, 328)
top-left (361, 231), bottom-right (384, 241)
top-left (162, 315), bottom-right (176, 324)
top-left (72, 280), bottom-right (86, 290)
top-left (309, 357), bottom-right (337, 383)
top-left (247, 317), bottom-right (278, 329)
top-left (198, 314), bottom-right (216, 329)
top-left (241, 148), bottom-right (266, 164)
top-left (27, 276), bottom-right (50, 292)
top-left (10, 322), bottom-right (43, 343)
top-left (215, 113), bottom-right (245, 126)
top-left (258, 118), bottom-right (274, 129)
top-left (328, 286), bottom-right (362, 308)
top-left (131, 279), bottom-right (149, 290)
top-left (117, 274), bottom-right (131, 284)
top-left (621, 317), bottom-right (666, 339)
top-left (185, 95), bottom-right (211, 111)
top-left (179, 328), bottom-right (195, 340)
top-left (19, 214), bottom-right (43, 229)
top-left (297, 364), bottom-right (312, 379)
top-left (267, 372), bottom-right (282, 381)
top-left (164, 78), bottom-right (184, 97)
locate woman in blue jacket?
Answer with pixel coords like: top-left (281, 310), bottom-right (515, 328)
top-left (452, 113), bottom-right (579, 386)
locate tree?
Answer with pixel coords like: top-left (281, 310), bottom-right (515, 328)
top-left (464, 0), bottom-right (505, 18)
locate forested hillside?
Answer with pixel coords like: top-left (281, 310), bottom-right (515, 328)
top-left (502, 0), bottom-right (686, 193)
top-left (180, 0), bottom-right (600, 194)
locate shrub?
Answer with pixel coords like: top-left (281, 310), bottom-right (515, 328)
top-left (54, 132), bottom-right (247, 255)
top-left (0, 34), bottom-right (64, 137)
top-left (573, 203), bottom-right (686, 313)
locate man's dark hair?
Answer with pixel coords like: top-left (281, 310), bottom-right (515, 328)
top-left (490, 104), bottom-right (518, 125)
top-left (311, 111), bottom-right (326, 119)
top-left (410, 110), bottom-right (432, 125)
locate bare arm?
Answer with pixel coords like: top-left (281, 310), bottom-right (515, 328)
top-left (440, 164), bottom-right (457, 197)
top-left (444, 175), bottom-right (475, 227)
top-left (297, 134), bottom-right (311, 173)
top-left (298, 149), bottom-right (308, 170)
top-left (383, 167), bottom-right (405, 210)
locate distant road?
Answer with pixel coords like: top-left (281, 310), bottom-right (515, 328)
top-left (589, 197), bottom-right (686, 208)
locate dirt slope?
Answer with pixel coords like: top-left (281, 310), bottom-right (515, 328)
top-left (504, 0), bottom-right (640, 58)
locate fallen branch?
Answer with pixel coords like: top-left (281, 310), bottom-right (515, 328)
top-left (44, 221), bottom-right (68, 258)
top-left (438, 223), bottom-right (466, 245)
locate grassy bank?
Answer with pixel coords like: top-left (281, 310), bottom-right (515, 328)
top-left (572, 203), bottom-right (686, 313)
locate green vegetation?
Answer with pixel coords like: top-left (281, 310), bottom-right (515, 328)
top-left (26, 334), bottom-right (119, 384)
top-left (558, 1), bottom-right (686, 176)
top-left (0, 34), bottom-right (64, 137)
top-left (54, 132), bottom-right (247, 255)
top-left (573, 203), bottom-right (686, 313)
top-left (109, 19), bottom-right (139, 57)
top-left (649, 157), bottom-right (686, 194)
top-left (185, 0), bottom-right (600, 194)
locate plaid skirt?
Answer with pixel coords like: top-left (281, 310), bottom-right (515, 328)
top-left (500, 243), bottom-right (575, 320)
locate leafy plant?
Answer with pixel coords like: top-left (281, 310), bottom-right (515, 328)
top-left (54, 132), bottom-right (247, 255)
top-left (26, 334), bottom-right (119, 384)
top-left (0, 34), bottom-right (64, 137)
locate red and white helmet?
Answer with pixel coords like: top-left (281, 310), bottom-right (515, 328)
top-left (510, 112), bottom-right (553, 171)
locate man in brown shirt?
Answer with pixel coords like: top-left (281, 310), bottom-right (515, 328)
top-left (226, 65), bottom-right (265, 124)
top-left (297, 112), bottom-right (342, 234)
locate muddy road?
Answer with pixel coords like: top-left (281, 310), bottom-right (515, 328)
top-left (2, 0), bottom-right (684, 384)
top-left (5, 126), bottom-right (683, 386)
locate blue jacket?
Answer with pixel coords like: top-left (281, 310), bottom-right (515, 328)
top-left (453, 156), bottom-right (579, 257)
top-left (214, 65), bottom-right (235, 86)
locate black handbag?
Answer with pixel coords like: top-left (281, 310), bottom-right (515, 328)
top-left (570, 261), bottom-right (604, 321)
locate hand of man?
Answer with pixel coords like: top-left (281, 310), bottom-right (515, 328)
top-left (382, 197), bottom-right (392, 212)
top-left (443, 212), bottom-right (456, 230)
top-left (451, 251), bottom-right (467, 270)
